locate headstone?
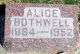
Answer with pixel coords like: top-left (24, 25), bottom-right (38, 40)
top-left (5, 4), bottom-right (79, 52)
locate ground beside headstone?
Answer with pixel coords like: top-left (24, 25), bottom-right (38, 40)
top-left (0, 45), bottom-right (6, 54)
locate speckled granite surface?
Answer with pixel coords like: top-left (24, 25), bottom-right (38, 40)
top-left (5, 3), bottom-right (79, 52)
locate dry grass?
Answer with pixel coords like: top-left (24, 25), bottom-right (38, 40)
top-left (0, 0), bottom-right (20, 4)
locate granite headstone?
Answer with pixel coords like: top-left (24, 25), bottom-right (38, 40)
top-left (5, 3), bottom-right (79, 52)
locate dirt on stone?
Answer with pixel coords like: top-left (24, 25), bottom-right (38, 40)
top-left (0, 44), bottom-right (79, 54)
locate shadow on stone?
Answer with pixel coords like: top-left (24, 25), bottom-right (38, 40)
top-left (0, 4), bottom-right (5, 46)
